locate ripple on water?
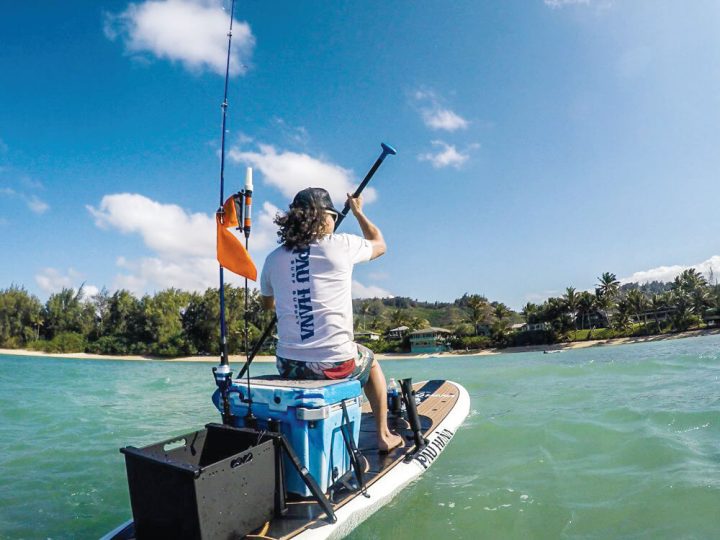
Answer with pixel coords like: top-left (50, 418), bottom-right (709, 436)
top-left (3, 339), bottom-right (720, 539)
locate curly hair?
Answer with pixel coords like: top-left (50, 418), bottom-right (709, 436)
top-left (274, 206), bottom-right (329, 249)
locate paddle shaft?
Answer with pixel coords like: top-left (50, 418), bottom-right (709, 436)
top-left (237, 143), bottom-right (396, 380)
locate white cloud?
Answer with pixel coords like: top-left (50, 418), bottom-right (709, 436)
top-left (88, 193), bottom-right (215, 258)
top-left (87, 193), bottom-right (278, 295)
top-left (36, 268), bottom-right (74, 293)
top-left (422, 109), bottom-right (469, 132)
top-left (27, 195), bottom-right (49, 214)
top-left (414, 89), bottom-right (469, 132)
top-left (418, 141), bottom-right (476, 169)
top-left (352, 280), bottom-right (394, 299)
top-left (272, 118), bottom-right (310, 146)
top-left (524, 290), bottom-right (562, 305)
top-left (114, 255), bottom-right (219, 294)
top-left (620, 255), bottom-right (720, 285)
top-left (0, 186), bottom-right (49, 214)
top-left (228, 144), bottom-right (377, 207)
top-left (104, 0), bottom-right (254, 76)
top-left (35, 268), bottom-right (98, 299)
top-left (544, 0), bottom-right (590, 7)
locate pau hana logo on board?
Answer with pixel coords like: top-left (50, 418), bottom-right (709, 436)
top-left (413, 428), bottom-right (454, 469)
top-left (291, 247), bottom-right (314, 340)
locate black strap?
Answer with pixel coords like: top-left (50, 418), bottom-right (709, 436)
top-left (278, 435), bottom-right (337, 523)
top-left (340, 399), bottom-right (369, 497)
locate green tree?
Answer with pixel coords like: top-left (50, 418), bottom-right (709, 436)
top-left (140, 288), bottom-right (192, 356)
top-left (184, 288), bottom-right (221, 355)
top-left (386, 308), bottom-right (407, 331)
top-left (466, 295), bottom-right (491, 335)
top-left (521, 302), bottom-right (539, 324)
top-left (43, 287), bottom-right (94, 340)
top-left (563, 287), bottom-right (579, 337)
top-left (407, 316), bottom-right (430, 331)
top-left (359, 300), bottom-right (372, 331)
top-left (668, 290), bottom-right (697, 331)
top-left (649, 293), bottom-right (667, 333)
top-left (0, 285), bottom-right (43, 347)
top-left (597, 272), bottom-right (621, 298)
top-left (594, 272), bottom-right (620, 327)
top-left (612, 298), bottom-right (632, 332)
top-left (576, 291), bottom-right (596, 331)
top-left (626, 289), bottom-right (648, 329)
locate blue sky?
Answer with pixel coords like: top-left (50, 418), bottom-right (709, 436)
top-left (2, 0), bottom-right (720, 309)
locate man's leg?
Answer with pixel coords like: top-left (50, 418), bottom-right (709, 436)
top-left (364, 359), bottom-right (403, 453)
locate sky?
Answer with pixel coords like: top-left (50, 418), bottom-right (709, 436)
top-left (2, 0), bottom-right (720, 310)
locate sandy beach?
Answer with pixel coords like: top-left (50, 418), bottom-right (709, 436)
top-left (1, 328), bottom-right (718, 363)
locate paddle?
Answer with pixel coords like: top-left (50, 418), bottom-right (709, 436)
top-left (235, 142), bottom-right (397, 381)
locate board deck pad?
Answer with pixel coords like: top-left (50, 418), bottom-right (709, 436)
top-left (104, 379), bottom-right (467, 540)
top-left (257, 379), bottom-right (462, 539)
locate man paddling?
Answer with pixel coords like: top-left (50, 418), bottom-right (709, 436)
top-left (260, 187), bottom-right (403, 453)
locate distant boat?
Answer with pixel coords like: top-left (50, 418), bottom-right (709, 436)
top-left (543, 349), bottom-right (564, 354)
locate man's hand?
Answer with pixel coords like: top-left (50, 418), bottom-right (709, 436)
top-left (347, 193), bottom-right (363, 216)
top-left (347, 193), bottom-right (386, 260)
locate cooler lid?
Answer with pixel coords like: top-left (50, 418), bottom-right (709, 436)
top-left (229, 376), bottom-right (362, 412)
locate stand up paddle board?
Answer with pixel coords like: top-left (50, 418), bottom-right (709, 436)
top-left (103, 378), bottom-right (469, 540)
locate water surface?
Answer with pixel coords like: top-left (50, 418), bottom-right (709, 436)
top-left (1, 335), bottom-right (718, 539)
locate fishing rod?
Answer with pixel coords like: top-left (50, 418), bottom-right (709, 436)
top-left (236, 142), bottom-right (397, 381)
top-left (212, 0), bottom-right (237, 424)
top-left (241, 167), bottom-right (256, 427)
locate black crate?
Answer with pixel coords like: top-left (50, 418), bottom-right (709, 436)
top-left (121, 423), bottom-right (275, 539)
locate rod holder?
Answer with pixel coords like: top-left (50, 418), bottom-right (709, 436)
top-left (399, 378), bottom-right (428, 461)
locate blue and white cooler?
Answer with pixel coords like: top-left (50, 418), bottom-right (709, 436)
top-left (212, 376), bottom-right (363, 496)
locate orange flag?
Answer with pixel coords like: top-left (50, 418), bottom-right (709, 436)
top-left (217, 195), bottom-right (257, 280)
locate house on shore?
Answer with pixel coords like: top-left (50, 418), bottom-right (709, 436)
top-left (521, 322), bottom-right (552, 332)
top-left (409, 327), bottom-right (452, 353)
top-left (355, 330), bottom-right (381, 343)
top-left (386, 325), bottom-right (409, 340)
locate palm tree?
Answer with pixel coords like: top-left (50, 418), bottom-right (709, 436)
top-left (690, 288), bottom-right (710, 322)
top-left (563, 287), bottom-right (579, 338)
top-left (626, 289), bottom-right (648, 329)
top-left (359, 300), bottom-right (371, 330)
top-left (612, 298), bottom-right (632, 332)
top-left (671, 269), bottom-right (711, 325)
top-left (492, 302), bottom-right (511, 322)
top-left (597, 272), bottom-right (620, 298)
top-left (387, 308), bottom-right (407, 330)
top-left (576, 291), bottom-right (595, 331)
top-left (407, 316), bottom-right (430, 331)
top-left (595, 272), bottom-right (620, 327)
top-left (649, 293), bottom-right (666, 334)
top-left (467, 294), bottom-right (490, 335)
top-left (672, 268), bottom-right (707, 294)
top-left (491, 302), bottom-right (511, 341)
top-left (669, 290), bottom-right (696, 331)
top-left (521, 302), bottom-right (539, 324)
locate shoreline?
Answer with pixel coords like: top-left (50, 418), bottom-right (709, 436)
top-left (449, 327), bottom-right (720, 357)
top-left (1, 328), bottom-right (718, 363)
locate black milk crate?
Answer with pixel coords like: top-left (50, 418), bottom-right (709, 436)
top-left (120, 423), bottom-right (276, 539)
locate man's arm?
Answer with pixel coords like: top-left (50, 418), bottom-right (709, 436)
top-left (261, 295), bottom-right (275, 311)
top-left (347, 194), bottom-right (386, 260)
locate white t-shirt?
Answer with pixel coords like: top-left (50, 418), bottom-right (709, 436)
top-left (260, 233), bottom-right (373, 362)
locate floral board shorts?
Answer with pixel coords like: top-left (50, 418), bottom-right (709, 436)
top-left (276, 343), bottom-right (374, 387)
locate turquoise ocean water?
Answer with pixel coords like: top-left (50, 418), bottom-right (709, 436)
top-left (1, 334), bottom-right (718, 539)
